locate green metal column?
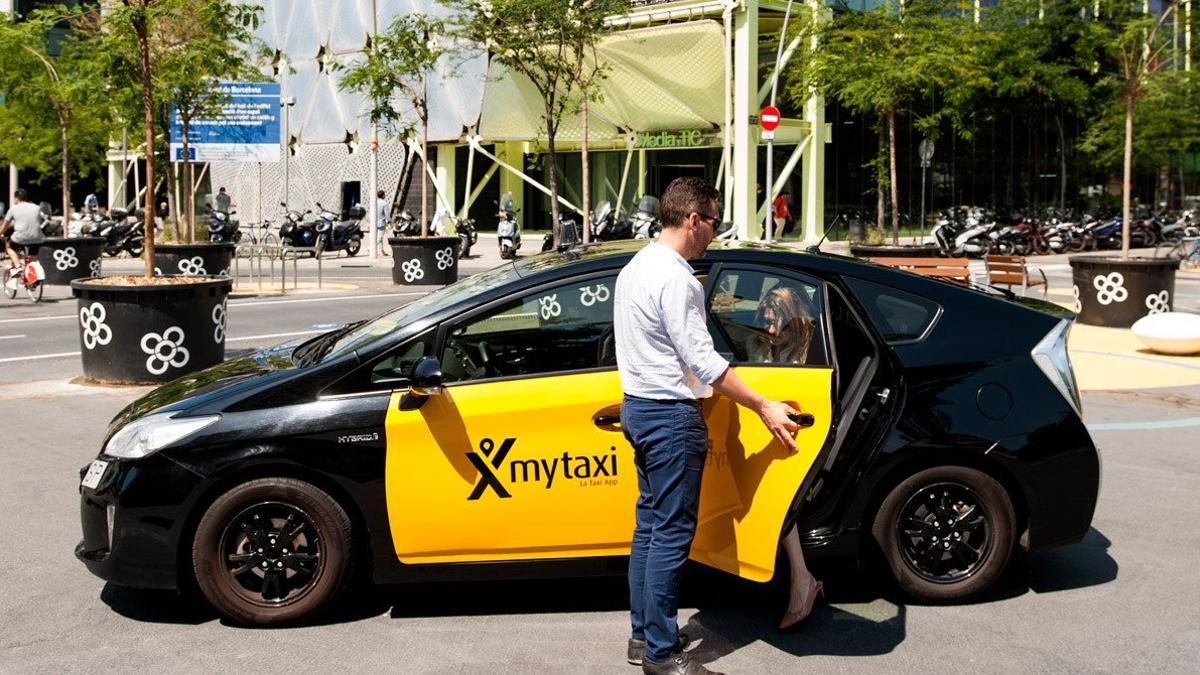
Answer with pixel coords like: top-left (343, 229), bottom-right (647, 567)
top-left (436, 144), bottom-right (457, 215)
top-left (801, 0), bottom-right (827, 242)
top-left (497, 141), bottom-right (525, 218)
top-left (733, 1), bottom-right (759, 239)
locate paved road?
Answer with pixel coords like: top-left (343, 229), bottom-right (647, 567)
top-left (1, 383), bottom-right (1197, 673)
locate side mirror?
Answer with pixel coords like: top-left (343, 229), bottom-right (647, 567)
top-left (409, 356), bottom-right (444, 397)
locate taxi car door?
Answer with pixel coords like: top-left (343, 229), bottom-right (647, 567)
top-left (690, 266), bottom-right (835, 582)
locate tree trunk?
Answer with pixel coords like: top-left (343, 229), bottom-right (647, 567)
top-left (1032, 110), bottom-right (1041, 213)
top-left (887, 110), bottom-right (899, 245)
top-left (876, 116), bottom-right (885, 233)
top-left (182, 116), bottom-right (193, 243)
top-left (136, 17), bottom-right (155, 277)
top-left (1122, 92), bottom-right (1134, 259)
top-left (1057, 114), bottom-right (1067, 208)
top-left (420, 76), bottom-right (429, 237)
top-left (545, 100), bottom-right (562, 247)
top-left (581, 95), bottom-right (590, 244)
top-left (60, 118), bottom-right (70, 230)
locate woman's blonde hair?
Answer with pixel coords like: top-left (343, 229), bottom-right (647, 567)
top-left (752, 286), bottom-right (814, 364)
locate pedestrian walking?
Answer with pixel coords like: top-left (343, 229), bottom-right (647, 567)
top-left (614, 176), bottom-right (801, 675)
top-left (772, 189), bottom-right (790, 239)
top-left (214, 187), bottom-right (232, 214)
top-left (375, 190), bottom-right (391, 255)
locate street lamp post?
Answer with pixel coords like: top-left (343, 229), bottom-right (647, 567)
top-left (919, 138), bottom-right (935, 245)
top-left (282, 96), bottom-right (295, 209)
top-left (764, 0), bottom-right (795, 243)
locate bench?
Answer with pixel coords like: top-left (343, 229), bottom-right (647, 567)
top-left (983, 255), bottom-right (1048, 295)
top-left (866, 257), bottom-right (971, 284)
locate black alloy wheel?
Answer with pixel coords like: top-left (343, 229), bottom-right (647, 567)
top-left (192, 477), bottom-right (353, 625)
top-left (873, 466), bottom-right (1015, 602)
top-left (345, 236), bottom-right (361, 257)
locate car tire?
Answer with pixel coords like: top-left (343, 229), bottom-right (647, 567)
top-left (872, 465), bottom-right (1015, 603)
top-left (192, 477), bottom-right (354, 626)
top-left (345, 236), bottom-right (361, 257)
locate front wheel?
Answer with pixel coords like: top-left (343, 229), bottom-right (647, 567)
top-left (458, 234), bottom-right (471, 259)
top-left (872, 465), bottom-right (1016, 603)
top-left (25, 279), bottom-right (42, 303)
top-left (192, 477), bottom-right (354, 626)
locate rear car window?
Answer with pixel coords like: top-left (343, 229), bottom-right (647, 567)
top-left (843, 277), bottom-right (940, 343)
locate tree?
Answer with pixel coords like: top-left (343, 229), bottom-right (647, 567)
top-left (337, 14), bottom-right (445, 237)
top-left (443, 0), bottom-right (593, 245)
top-left (159, 1), bottom-right (262, 242)
top-left (1081, 1), bottom-right (1182, 258)
top-left (0, 8), bottom-right (112, 225)
top-left (792, 0), bottom-right (988, 243)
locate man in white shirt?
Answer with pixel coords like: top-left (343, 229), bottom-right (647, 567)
top-left (2, 189), bottom-right (45, 268)
top-left (375, 190), bottom-right (391, 255)
top-left (614, 177), bottom-right (799, 675)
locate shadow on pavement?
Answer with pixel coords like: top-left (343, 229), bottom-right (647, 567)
top-left (97, 527), bottom-right (1116, 652)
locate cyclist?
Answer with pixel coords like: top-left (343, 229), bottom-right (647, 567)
top-left (2, 188), bottom-right (44, 268)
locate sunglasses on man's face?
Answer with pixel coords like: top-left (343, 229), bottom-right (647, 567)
top-left (693, 212), bottom-right (720, 228)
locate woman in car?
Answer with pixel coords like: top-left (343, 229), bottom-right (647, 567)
top-left (749, 286), bottom-right (824, 629)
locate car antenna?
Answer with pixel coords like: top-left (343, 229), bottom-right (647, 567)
top-left (806, 215), bottom-right (840, 253)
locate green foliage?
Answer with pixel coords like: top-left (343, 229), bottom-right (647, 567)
top-left (1081, 70), bottom-right (1200, 170)
top-left (0, 7), bottom-right (113, 206)
top-left (337, 14), bottom-right (445, 139)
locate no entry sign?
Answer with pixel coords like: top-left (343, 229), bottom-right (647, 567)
top-left (760, 105), bottom-right (781, 132)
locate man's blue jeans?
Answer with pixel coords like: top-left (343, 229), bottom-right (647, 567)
top-left (622, 395), bottom-right (708, 665)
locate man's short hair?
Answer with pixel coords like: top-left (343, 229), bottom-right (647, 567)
top-left (661, 177), bottom-right (719, 229)
top-left (377, 190), bottom-right (385, 199)
top-left (13, 188), bottom-right (26, 201)
top-left (218, 187), bottom-right (226, 193)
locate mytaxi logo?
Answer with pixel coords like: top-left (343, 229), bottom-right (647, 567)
top-left (466, 437), bottom-right (620, 500)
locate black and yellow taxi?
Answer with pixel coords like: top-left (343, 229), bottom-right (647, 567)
top-left (76, 241), bottom-right (1100, 625)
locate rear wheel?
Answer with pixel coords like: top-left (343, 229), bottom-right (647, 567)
top-left (25, 279), bottom-right (42, 303)
top-left (872, 465), bottom-right (1015, 602)
top-left (192, 477), bottom-right (354, 626)
top-left (126, 241), bottom-right (144, 258)
top-left (345, 236), bottom-right (361, 257)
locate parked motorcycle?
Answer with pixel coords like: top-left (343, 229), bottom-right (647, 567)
top-left (95, 209), bottom-right (146, 257)
top-left (277, 202), bottom-right (316, 248)
top-left (631, 195), bottom-right (662, 240)
top-left (590, 200), bottom-right (633, 241)
top-left (497, 204), bottom-right (521, 259)
top-left (933, 212), bottom-right (994, 257)
top-left (431, 207), bottom-right (477, 258)
top-left (390, 210), bottom-right (420, 238)
top-left (207, 209), bottom-right (242, 244)
top-left (312, 202), bottom-right (363, 256)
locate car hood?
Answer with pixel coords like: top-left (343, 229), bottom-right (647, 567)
top-left (106, 336), bottom-right (311, 434)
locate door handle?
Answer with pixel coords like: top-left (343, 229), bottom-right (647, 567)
top-left (788, 413), bottom-right (816, 428)
top-left (594, 415), bottom-right (621, 427)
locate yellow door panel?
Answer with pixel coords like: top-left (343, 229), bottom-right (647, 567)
top-left (384, 370), bottom-right (638, 563)
top-left (690, 366), bottom-right (834, 582)
top-left (384, 366), bottom-right (833, 578)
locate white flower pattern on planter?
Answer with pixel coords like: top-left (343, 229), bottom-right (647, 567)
top-left (89, 258), bottom-right (101, 277)
top-left (1145, 290), bottom-right (1170, 315)
top-left (435, 247), bottom-right (454, 270)
top-left (538, 293), bottom-right (562, 320)
top-left (1093, 272), bottom-right (1128, 305)
top-left (579, 283), bottom-right (610, 307)
top-left (53, 247), bottom-right (78, 271)
top-left (79, 303), bottom-right (112, 350)
top-left (212, 301), bottom-right (227, 343)
top-left (177, 256), bottom-right (207, 275)
top-left (140, 326), bottom-right (190, 375)
top-left (401, 258), bottom-right (424, 282)
top-left (1072, 284), bottom-right (1081, 313)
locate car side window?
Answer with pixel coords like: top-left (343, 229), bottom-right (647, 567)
top-left (843, 277), bottom-right (940, 343)
top-left (708, 269), bottom-right (827, 366)
top-left (440, 275), bottom-right (618, 383)
top-left (323, 330), bottom-right (434, 396)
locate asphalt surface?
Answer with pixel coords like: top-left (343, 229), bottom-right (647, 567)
top-left (1, 242), bottom-right (1199, 673)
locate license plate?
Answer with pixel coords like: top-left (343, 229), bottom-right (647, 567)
top-left (81, 460), bottom-right (109, 490)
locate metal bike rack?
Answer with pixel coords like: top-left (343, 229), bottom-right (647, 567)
top-left (233, 243), bottom-right (322, 293)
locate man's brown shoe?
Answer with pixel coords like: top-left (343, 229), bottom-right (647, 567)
top-left (641, 651), bottom-right (722, 675)
top-left (627, 633), bottom-right (691, 666)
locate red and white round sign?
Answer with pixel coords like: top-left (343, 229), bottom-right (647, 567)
top-left (760, 105), bottom-right (781, 132)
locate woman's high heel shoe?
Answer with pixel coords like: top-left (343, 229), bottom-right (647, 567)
top-left (779, 579), bottom-right (824, 631)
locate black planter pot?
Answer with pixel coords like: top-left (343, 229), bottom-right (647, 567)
top-left (1069, 255), bottom-right (1180, 328)
top-left (850, 244), bottom-right (941, 258)
top-left (388, 236), bottom-right (459, 285)
top-left (37, 237), bottom-right (105, 285)
top-left (71, 277), bottom-right (232, 384)
top-left (152, 243), bottom-right (235, 277)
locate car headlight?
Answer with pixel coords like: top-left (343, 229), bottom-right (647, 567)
top-left (103, 413), bottom-right (220, 459)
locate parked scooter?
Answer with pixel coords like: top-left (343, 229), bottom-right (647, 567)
top-left (431, 207), bottom-right (477, 258)
top-left (312, 202), bottom-right (363, 256)
top-left (590, 200), bottom-right (633, 241)
top-left (277, 202), bottom-right (316, 248)
top-left (95, 209), bottom-right (147, 257)
top-left (497, 203), bottom-right (521, 259)
top-left (933, 212), bottom-right (994, 257)
top-left (630, 195), bottom-right (662, 239)
top-left (207, 209), bottom-right (242, 244)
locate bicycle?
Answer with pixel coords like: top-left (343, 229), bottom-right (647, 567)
top-left (244, 219), bottom-right (278, 247)
top-left (1159, 235), bottom-right (1200, 270)
top-left (3, 244), bottom-right (46, 303)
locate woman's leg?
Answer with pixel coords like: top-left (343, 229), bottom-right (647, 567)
top-left (780, 524), bottom-right (821, 627)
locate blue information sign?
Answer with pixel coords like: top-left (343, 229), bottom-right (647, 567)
top-left (171, 82), bottom-right (281, 163)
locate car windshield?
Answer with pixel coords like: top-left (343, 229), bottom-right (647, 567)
top-left (296, 262), bottom-right (521, 365)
